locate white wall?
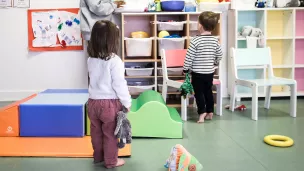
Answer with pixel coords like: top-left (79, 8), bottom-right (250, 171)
top-left (0, 0), bottom-right (88, 101)
top-left (0, 0), bottom-right (229, 101)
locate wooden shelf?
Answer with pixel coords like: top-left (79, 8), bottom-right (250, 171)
top-left (121, 12), bottom-right (222, 106)
top-left (229, 8), bottom-right (304, 98)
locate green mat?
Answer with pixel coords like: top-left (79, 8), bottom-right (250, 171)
top-left (86, 90), bottom-right (183, 138)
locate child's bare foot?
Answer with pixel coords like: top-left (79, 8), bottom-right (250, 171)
top-left (197, 113), bottom-right (207, 123)
top-left (205, 113), bottom-right (213, 120)
top-left (105, 159), bottom-right (125, 168)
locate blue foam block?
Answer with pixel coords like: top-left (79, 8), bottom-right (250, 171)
top-left (19, 93), bottom-right (88, 137)
top-left (40, 89), bottom-right (88, 94)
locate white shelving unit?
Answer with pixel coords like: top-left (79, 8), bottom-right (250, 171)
top-left (121, 12), bottom-right (222, 107)
top-left (228, 8), bottom-right (304, 100)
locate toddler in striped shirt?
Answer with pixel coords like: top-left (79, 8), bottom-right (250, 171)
top-left (183, 11), bottom-right (223, 123)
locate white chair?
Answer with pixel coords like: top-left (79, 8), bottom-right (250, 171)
top-left (229, 47), bottom-right (297, 121)
top-left (161, 49), bottom-right (222, 121)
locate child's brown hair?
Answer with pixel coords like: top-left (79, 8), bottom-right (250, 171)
top-left (87, 20), bottom-right (120, 60)
top-left (198, 11), bottom-right (220, 32)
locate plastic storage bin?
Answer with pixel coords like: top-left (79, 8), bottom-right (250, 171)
top-left (158, 84), bottom-right (180, 92)
top-left (198, 2), bottom-right (230, 12)
top-left (125, 68), bottom-right (154, 76)
top-left (158, 38), bottom-right (185, 56)
top-left (125, 37), bottom-right (153, 57)
top-left (157, 21), bottom-right (186, 31)
top-left (157, 67), bottom-right (184, 76)
top-left (128, 81), bottom-right (154, 95)
top-left (189, 21), bottom-right (198, 31)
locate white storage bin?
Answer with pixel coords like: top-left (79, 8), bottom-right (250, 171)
top-left (198, 2), bottom-right (230, 12)
top-left (158, 84), bottom-right (180, 92)
top-left (125, 37), bottom-right (153, 57)
top-left (231, 0), bottom-right (256, 9)
top-left (157, 21), bottom-right (186, 31)
top-left (125, 68), bottom-right (154, 76)
top-left (190, 21), bottom-right (198, 31)
top-left (128, 81), bottom-right (154, 95)
top-left (157, 67), bottom-right (183, 76)
top-left (158, 38), bottom-right (185, 56)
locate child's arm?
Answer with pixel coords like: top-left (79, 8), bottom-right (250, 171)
top-left (214, 42), bottom-right (223, 66)
top-left (111, 58), bottom-right (132, 108)
top-left (85, 0), bottom-right (117, 16)
top-left (183, 41), bottom-right (196, 73)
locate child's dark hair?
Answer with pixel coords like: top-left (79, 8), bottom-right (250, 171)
top-left (198, 11), bottom-right (220, 32)
top-left (87, 20), bottom-right (120, 60)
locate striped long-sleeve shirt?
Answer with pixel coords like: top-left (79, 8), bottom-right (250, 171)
top-left (183, 35), bottom-right (223, 74)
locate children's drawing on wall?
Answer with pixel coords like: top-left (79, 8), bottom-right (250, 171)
top-left (31, 10), bottom-right (82, 48)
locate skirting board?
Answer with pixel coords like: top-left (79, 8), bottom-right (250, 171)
top-left (0, 90), bottom-right (43, 101)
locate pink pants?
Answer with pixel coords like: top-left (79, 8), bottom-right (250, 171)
top-left (87, 99), bottom-right (122, 168)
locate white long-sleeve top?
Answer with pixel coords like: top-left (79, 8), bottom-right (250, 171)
top-left (88, 55), bottom-right (132, 108)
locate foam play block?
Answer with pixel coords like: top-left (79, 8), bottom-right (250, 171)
top-left (128, 90), bottom-right (183, 138)
top-left (0, 136), bottom-right (131, 157)
top-left (40, 89), bottom-right (88, 94)
top-left (19, 93), bottom-right (88, 137)
top-left (86, 91), bottom-right (183, 138)
top-left (0, 94), bottom-right (37, 137)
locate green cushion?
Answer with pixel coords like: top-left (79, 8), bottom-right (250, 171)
top-left (86, 90), bottom-right (183, 138)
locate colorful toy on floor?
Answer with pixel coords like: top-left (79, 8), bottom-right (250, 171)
top-left (225, 104), bottom-right (247, 111)
top-left (164, 144), bottom-right (203, 171)
top-left (180, 73), bottom-right (194, 99)
top-left (128, 90), bottom-right (183, 138)
top-left (114, 107), bottom-right (132, 149)
top-left (264, 135), bottom-right (294, 147)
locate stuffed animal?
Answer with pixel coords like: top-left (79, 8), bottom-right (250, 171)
top-left (286, 0), bottom-right (300, 6)
top-left (114, 107), bottom-right (132, 149)
top-left (255, 0), bottom-right (266, 7)
top-left (164, 144), bottom-right (203, 171)
top-left (241, 26), bottom-right (264, 47)
top-left (179, 73), bottom-right (194, 99)
top-left (274, 0), bottom-right (290, 7)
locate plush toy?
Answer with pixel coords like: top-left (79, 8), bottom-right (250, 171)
top-left (255, 0), bottom-right (266, 8)
top-left (114, 107), bottom-right (132, 149)
top-left (274, 0), bottom-right (290, 7)
top-left (286, 0), bottom-right (300, 6)
top-left (164, 144), bottom-right (203, 171)
top-left (180, 73), bottom-right (194, 99)
top-left (241, 26), bottom-right (264, 47)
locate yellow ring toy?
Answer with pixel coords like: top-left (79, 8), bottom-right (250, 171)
top-left (264, 135), bottom-right (294, 147)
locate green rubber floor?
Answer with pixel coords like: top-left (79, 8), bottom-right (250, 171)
top-left (1, 99), bottom-right (304, 171)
